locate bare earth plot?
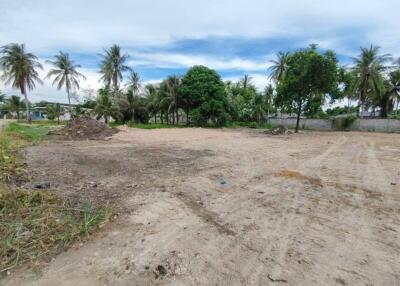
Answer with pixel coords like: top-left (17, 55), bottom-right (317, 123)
top-left (2, 127), bottom-right (400, 286)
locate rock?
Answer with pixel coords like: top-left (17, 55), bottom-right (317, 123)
top-left (219, 178), bottom-right (227, 185)
top-left (156, 265), bottom-right (167, 276)
top-left (33, 182), bottom-right (51, 189)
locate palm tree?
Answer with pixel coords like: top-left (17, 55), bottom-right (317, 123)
top-left (351, 45), bottom-right (392, 114)
top-left (94, 88), bottom-right (121, 124)
top-left (268, 52), bottom-right (289, 83)
top-left (120, 89), bottom-right (140, 122)
top-left (99, 45), bottom-right (130, 90)
top-left (240, 74), bottom-right (253, 89)
top-left (46, 103), bottom-right (64, 124)
top-left (46, 51), bottom-right (86, 111)
top-left (385, 70), bottom-right (400, 115)
top-left (165, 76), bottom-right (181, 125)
top-left (264, 84), bottom-right (274, 119)
top-left (125, 70), bottom-right (141, 95)
top-left (145, 84), bottom-right (160, 123)
top-left (0, 43), bottom-right (43, 123)
top-left (8, 95), bottom-right (24, 120)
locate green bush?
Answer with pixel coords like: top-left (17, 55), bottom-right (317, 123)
top-left (344, 115), bottom-right (357, 128)
top-left (248, 122), bottom-right (258, 128)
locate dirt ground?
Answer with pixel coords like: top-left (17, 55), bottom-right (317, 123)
top-left (2, 127), bottom-right (400, 286)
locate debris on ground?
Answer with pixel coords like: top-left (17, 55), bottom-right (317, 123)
top-left (264, 125), bottom-right (292, 135)
top-left (53, 116), bottom-right (118, 140)
top-left (219, 178), bottom-right (227, 185)
top-left (33, 182), bottom-right (51, 189)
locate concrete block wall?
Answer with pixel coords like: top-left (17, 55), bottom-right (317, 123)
top-left (269, 118), bottom-right (400, 133)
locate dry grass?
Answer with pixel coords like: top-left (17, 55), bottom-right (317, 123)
top-left (0, 123), bottom-right (111, 274)
top-left (276, 170), bottom-right (323, 187)
top-left (0, 186), bottom-right (110, 273)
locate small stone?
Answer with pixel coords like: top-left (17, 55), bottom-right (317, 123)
top-left (33, 182), bottom-right (51, 189)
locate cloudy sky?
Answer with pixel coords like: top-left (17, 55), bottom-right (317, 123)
top-left (1, 0), bottom-right (399, 103)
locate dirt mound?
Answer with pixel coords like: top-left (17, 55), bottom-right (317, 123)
top-left (265, 125), bottom-right (291, 135)
top-left (56, 117), bottom-right (118, 140)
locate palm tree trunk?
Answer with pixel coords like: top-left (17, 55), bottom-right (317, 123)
top-left (23, 92), bottom-right (31, 124)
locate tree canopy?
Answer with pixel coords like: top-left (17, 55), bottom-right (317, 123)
top-left (276, 48), bottom-right (340, 132)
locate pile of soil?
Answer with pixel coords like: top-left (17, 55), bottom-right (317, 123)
top-left (264, 125), bottom-right (291, 135)
top-left (55, 116), bottom-right (118, 140)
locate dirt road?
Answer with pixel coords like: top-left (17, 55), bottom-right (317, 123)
top-left (3, 128), bottom-right (400, 285)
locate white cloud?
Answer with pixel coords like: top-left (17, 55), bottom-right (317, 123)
top-left (129, 52), bottom-right (271, 71)
top-left (1, 0), bottom-right (400, 54)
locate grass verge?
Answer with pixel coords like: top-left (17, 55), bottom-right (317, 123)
top-left (0, 123), bottom-right (50, 182)
top-left (0, 187), bottom-right (110, 273)
top-left (0, 122), bottom-right (110, 274)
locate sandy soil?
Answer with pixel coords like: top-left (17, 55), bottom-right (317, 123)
top-left (2, 127), bottom-right (400, 286)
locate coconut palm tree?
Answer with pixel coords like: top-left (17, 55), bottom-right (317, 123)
top-left (94, 88), bottom-right (121, 124)
top-left (351, 45), bottom-right (392, 114)
top-left (164, 76), bottom-right (181, 125)
top-left (99, 45), bottom-right (130, 90)
top-left (120, 89), bottom-right (140, 122)
top-left (46, 51), bottom-right (86, 110)
top-left (8, 95), bottom-right (24, 120)
top-left (125, 70), bottom-right (141, 97)
top-left (46, 103), bottom-right (64, 124)
top-left (268, 52), bottom-right (289, 83)
top-left (145, 84), bottom-right (160, 123)
top-left (240, 74), bottom-right (253, 89)
top-left (385, 70), bottom-right (400, 115)
top-left (0, 43), bottom-right (43, 123)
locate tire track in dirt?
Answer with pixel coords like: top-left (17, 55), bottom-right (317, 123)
top-left (248, 135), bottom-right (349, 283)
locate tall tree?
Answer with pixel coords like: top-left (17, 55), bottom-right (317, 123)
top-left (382, 70), bottom-right (400, 116)
top-left (0, 43), bottom-right (43, 123)
top-left (180, 66), bottom-right (229, 126)
top-left (120, 89), bottom-right (140, 122)
top-left (268, 52), bottom-right (289, 83)
top-left (264, 84), bottom-right (275, 119)
top-left (99, 45), bottom-right (130, 90)
top-left (240, 74), bottom-right (253, 89)
top-left (145, 84), bottom-right (160, 123)
top-left (276, 48), bottom-right (339, 132)
top-left (125, 70), bottom-right (141, 95)
top-left (46, 51), bottom-right (86, 110)
top-left (165, 76), bottom-right (181, 125)
top-left (351, 45), bottom-right (392, 114)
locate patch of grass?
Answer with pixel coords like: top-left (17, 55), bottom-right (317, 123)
top-left (0, 123), bottom-right (50, 182)
top-left (227, 121), bottom-right (272, 129)
top-left (5, 123), bottom-right (50, 144)
top-left (31, 120), bottom-right (67, 127)
top-left (127, 122), bottom-right (188, 129)
top-left (0, 187), bottom-right (110, 273)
